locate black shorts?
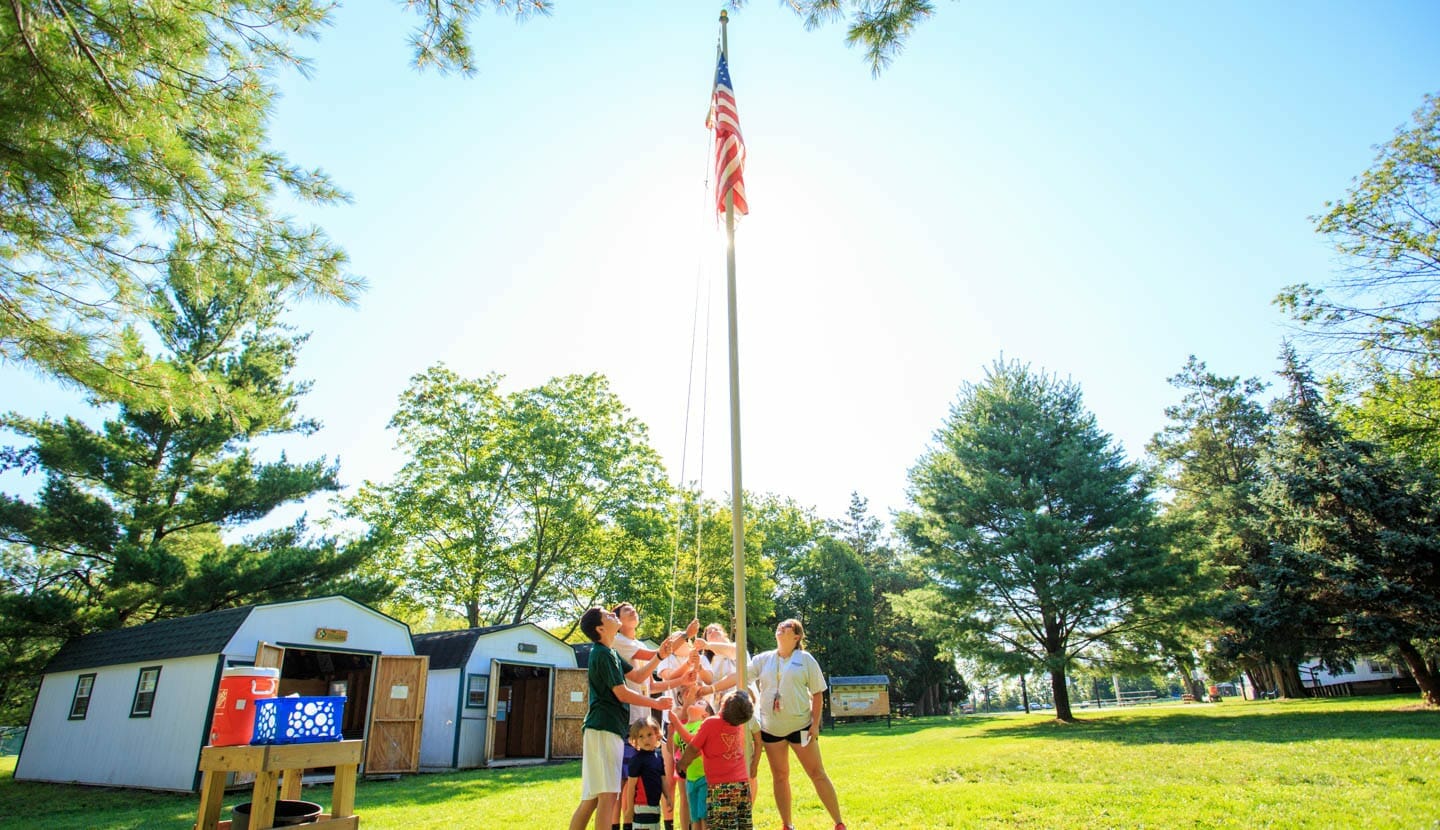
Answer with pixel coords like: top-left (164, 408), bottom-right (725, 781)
top-left (760, 728), bottom-right (804, 744)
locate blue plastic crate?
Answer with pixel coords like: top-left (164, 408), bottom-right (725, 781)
top-left (251, 696), bottom-right (345, 745)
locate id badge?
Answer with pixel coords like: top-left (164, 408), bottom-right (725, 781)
top-left (771, 693), bottom-right (781, 712)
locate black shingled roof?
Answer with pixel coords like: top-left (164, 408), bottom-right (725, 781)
top-left (411, 624), bottom-right (525, 670)
top-left (44, 605), bottom-right (255, 674)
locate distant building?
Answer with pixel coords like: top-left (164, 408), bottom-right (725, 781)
top-left (1298, 656), bottom-right (1419, 697)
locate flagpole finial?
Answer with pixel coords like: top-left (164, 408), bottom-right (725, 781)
top-left (719, 9), bottom-right (728, 23)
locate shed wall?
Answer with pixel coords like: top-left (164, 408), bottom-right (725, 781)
top-left (225, 597), bottom-right (413, 661)
top-left (16, 655), bottom-right (217, 791)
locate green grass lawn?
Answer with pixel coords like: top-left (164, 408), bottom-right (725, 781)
top-left (1, 696), bottom-right (1436, 829)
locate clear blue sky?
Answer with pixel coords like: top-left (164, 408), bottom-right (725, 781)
top-left (5, 1), bottom-right (1440, 527)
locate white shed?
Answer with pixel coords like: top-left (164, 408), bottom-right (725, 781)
top-left (412, 623), bottom-right (585, 769)
top-left (15, 595), bottom-right (427, 791)
top-left (1299, 655), bottom-right (1418, 696)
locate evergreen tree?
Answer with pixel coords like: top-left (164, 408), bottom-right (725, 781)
top-left (1258, 349), bottom-right (1440, 706)
top-left (901, 359), bottom-right (1196, 721)
top-left (1148, 356), bottom-right (1312, 698)
top-left (1, 3), bottom-right (365, 413)
top-left (0, 254), bottom-right (384, 722)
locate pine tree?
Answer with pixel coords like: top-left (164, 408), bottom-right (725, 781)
top-left (0, 253), bottom-right (385, 722)
top-left (1258, 349), bottom-right (1440, 706)
top-left (902, 359), bottom-right (1196, 721)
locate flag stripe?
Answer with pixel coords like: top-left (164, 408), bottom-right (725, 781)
top-left (711, 55), bottom-right (748, 216)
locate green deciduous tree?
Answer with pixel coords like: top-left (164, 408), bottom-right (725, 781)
top-left (836, 492), bottom-right (964, 715)
top-left (352, 367), bottom-right (673, 630)
top-left (0, 256), bottom-right (382, 722)
top-left (1278, 93), bottom-right (1440, 467)
top-left (777, 536), bottom-right (874, 677)
top-left (901, 359), bottom-right (1196, 722)
top-left (655, 491), bottom-right (786, 648)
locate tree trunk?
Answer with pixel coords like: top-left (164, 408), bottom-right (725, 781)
top-left (1239, 658), bottom-right (1265, 700)
top-left (1276, 661), bottom-right (1307, 699)
top-left (1171, 652), bottom-right (1206, 701)
top-left (1051, 668), bottom-right (1074, 721)
top-left (1396, 640), bottom-right (1440, 707)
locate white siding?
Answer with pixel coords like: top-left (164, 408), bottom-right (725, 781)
top-left (419, 624), bottom-right (578, 769)
top-left (420, 669), bottom-right (460, 769)
top-left (16, 655), bottom-right (218, 791)
top-left (466, 626), bottom-right (577, 673)
top-left (1301, 657), bottom-right (1401, 685)
top-left (463, 626), bottom-right (574, 766)
top-left (224, 596), bottom-right (413, 660)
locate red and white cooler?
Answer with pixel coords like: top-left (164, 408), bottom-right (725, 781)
top-left (209, 666), bottom-right (280, 746)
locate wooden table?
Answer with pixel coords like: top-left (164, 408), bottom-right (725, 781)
top-left (195, 740), bottom-right (362, 830)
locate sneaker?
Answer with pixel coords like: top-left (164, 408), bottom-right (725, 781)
top-left (835, 824), bottom-right (847, 830)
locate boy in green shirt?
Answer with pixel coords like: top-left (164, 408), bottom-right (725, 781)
top-left (569, 607), bottom-right (677, 830)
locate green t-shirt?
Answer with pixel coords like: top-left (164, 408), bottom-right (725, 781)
top-left (674, 719), bottom-right (706, 780)
top-left (583, 641), bottom-right (631, 737)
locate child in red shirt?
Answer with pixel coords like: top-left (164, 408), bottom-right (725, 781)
top-left (676, 691), bottom-right (759, 830)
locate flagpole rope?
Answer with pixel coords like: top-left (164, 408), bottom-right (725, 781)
top-left (667, 65), bottom-right (724, 635)
top-left (666, 279), bottom-right (702, 636)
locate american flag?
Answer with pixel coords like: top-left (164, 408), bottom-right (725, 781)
top-left (709, 54), bottom-right (748, 216)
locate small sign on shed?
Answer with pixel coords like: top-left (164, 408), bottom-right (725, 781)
top-left (829, 675), bottom-right (891, 727)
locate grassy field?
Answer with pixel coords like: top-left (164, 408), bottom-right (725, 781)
top-left (1, 696), bottom-right (1436, 829)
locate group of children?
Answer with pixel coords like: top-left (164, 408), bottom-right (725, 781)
top-left (570, 604), bottom-right (761, 830)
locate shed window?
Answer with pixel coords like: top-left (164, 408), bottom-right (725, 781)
top-left (466, 674), bottom-right (489, 708)
top-left (69, 674), bottom-right (96, 720)
top-left (130, 666), bottom-right (162, 718)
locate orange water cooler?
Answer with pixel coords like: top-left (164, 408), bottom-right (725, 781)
top-left (210, 667), bottom-right (280, 746)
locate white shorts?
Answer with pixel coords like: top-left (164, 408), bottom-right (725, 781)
top-left (581, 728), bottom-right (624, 801)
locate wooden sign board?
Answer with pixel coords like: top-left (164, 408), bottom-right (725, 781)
top-left (315, 627), bottom-right (349, 643)
top-left (832, 684), bottom-right (889, 718)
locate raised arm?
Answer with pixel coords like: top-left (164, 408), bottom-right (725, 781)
top-left (612, 684), bottom-right (671, 712)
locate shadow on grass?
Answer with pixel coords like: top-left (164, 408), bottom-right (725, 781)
top-left (978, 702), bottom-right (1440, 746)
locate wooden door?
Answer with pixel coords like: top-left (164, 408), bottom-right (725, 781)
top-left (519, 675), bottom-right (548, 757)
top-left (550, 668), bottom-right (587, 758)
top-left (364, 655), bottom-right (427, 774)
top-left (483, 665), bottom-right (500, 764)
top-left (255, 642), bottom-right (284, 669)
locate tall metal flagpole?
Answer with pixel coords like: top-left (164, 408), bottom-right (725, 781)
top-left (719, 9), bottom-right (747, 696)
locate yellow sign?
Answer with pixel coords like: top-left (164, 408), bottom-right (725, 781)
top-left (315, 627), bottom-right (349, 643)
top-left (832, 685), bottom-right (889, 717)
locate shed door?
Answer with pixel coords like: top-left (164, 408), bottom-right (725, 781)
top-left (255, 642), bottom-right (284, 668)
top-left (365, 655), bottom-right (427, 774)
top-left (550, 668), bottom-right (587, 759)
top-left (483, 661), bottom-right (500, 764)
